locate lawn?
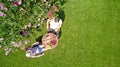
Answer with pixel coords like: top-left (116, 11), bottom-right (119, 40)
top-left (0, 0), bottom-right (120, 67)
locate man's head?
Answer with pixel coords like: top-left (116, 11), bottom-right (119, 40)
top-left (26, 50), bottom-right (32, 57)
top-left (26, 52), bottom-right (31, 57)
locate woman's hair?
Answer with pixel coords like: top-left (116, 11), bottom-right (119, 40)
top-left (54, 17), bottom-right (60, 22)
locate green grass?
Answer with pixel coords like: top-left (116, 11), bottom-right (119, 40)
top-left (0, 0), bottom-right (120, 67)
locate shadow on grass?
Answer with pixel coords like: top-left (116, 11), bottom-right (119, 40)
top-left (36, 35), bottom-right (43, 43)
top-left (58, 10), bottom-right (65, 22)
top-left (58, 10), bottom-right (65, 39)
top-left (58, 29), bottom-right (62, 39)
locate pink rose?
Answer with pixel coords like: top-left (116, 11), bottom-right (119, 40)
top-left (13, 0), bottom-right (22, 6)
top-left (0, 12), bottom-right (7, 17)
top-left (53, 4), bottom-right (58, 11)
top-left (0, 4), bottom-right (7, 10)
top-left (47, 10), bottom-right (53, 19)
top-left (13, 2), bottom-right (19, 6)
top-left (0, 12), bottom-right (4, 16)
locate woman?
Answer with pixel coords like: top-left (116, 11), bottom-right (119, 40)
top-left (46, 17), bottom-right (62, 37)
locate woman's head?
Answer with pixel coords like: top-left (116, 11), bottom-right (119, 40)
top-left (54, 17), bottom-right (60, 22)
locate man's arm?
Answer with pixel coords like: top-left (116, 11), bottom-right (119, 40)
top-left (31, 42), bottom-right (39, 46)
top-left (31, 53), bottom-right (44, 58)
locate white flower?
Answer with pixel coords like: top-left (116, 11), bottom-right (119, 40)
top-left (5, 48), bottom-right (12, 56)
top-left (18, 0), bottom-right (22, 5)
top-left (27, 23), bottom-right (32, 27)
top-left (22, 25), bottom-right (27, 29)
top-left (11, 41), bottom-right (22, 47)
top-left (0, 45), bottom-right (2, 48)
top-left (38, 23), bottom-right (41, 26)
top-left (24, 40), bottom-right (30, 44)
top-left (34, 25), bottom-right (37, 28)
top-left (0, 37), bottom-right (4, 41)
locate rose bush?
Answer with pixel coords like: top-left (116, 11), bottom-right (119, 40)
top-left (0, 0), bottom-right (65, 54)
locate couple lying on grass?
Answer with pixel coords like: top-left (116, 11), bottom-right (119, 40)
top-left (26, 17), bottom-right (62, 58)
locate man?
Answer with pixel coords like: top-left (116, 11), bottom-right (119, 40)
top-left (26, 42), bottom-right (51, 58)
top-left (46, 17), bottom-right (62, 38)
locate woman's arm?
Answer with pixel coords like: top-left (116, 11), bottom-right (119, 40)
top-left (47, 19), bottom-right (50, 30)
top-left (55, 20), bottom-right (62, 32)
